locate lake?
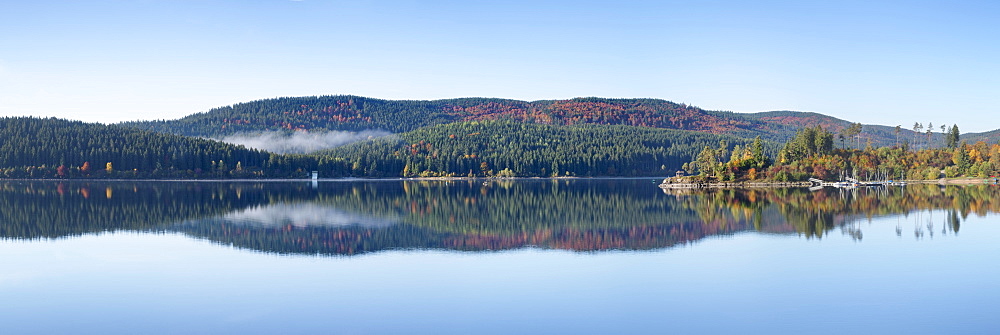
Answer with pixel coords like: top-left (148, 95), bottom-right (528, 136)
top-left (2, 179), bottom-right (999, 334)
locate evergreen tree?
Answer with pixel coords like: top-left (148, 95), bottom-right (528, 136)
top-left (947, 125), bottom-right (960, 149)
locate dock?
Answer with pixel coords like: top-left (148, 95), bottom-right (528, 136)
top-left (658, 176), bottom-right (903, 190)
top-left (808, 177), bottom-right (905, 188)
top-left (659, 179), bottom-right (810, 189)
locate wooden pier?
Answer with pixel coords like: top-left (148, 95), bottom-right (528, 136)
top-left (659, 176), bottom-right (903, 190)
top-left (808, 177), bottom-right (905, 188)
top-left (659, 179), bottom-right (810, 189)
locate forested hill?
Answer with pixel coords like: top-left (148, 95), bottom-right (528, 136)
top-left (317, 120), bottom-right (777, 177)
top-left (6, 97), bottom-right (988, 179)
top-left (743, 110), bottom-right (957, 148)
top-left (0, 116), bottom-right (776, 179)
top-left (0, 117), bottom-right (307, 179)
top-left (963, 129), bottom-right (1000, 144)
top-left (120, 95), bottom-right (980, 149)
top-left (120, 95), bottom-right (787, 140)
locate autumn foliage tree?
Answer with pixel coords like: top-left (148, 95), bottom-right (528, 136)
top-left (681, 124), bottom-right (1000, 182)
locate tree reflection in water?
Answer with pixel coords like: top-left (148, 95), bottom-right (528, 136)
top-left (0, 180), bottom-right (994, 256)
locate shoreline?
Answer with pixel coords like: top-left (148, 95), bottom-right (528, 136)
top-left (0, 176), bottom-right (666, 183)
top-left (659, 181), bottom-right (813, 189)
top-left (659, 177), bottom-right (999, 189)
top-left (2, 176), bottom-right (996, 186)
top-left (938, 177), bottom-right (998, 185)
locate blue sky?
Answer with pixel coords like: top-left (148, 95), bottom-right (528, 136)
top-left (1, 0), bottom-right (998, 131)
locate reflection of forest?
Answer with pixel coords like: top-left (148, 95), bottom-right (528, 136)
top-left (0, 181), bottom-right (338, 239)
top-left (0, 181), bottom-right (992, 256)
top-left (677, 185), bottom-right (977, 239)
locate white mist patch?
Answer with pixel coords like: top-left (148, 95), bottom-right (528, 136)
top-left (220, 203), bottom-right (399, 228)
top-left (218, 130), bottom-right (391, 154)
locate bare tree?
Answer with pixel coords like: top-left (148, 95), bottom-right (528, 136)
top-left (940, 124), bottom-right (947, 146)
top-left (895, 125), bottom-right (902, 147)
top-left (926, 122), bottom-right (933, 148)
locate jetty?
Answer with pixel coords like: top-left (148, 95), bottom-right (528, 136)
top-left (658, 172), bottom-right (903, 190)
top-left (658, 174), bottom-right (810, 189)
top-left (807, 177), bottom-right (906, 188)
top-left (658, 181), bottom-right (812, 189)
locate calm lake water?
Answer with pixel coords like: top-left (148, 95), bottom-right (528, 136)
top-left (2, 179), bottom-right (1000, 334)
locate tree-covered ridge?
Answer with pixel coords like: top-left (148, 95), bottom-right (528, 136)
top-left (5, 115), bottom-right (988, 180)
top-left (963, 128), bottom-right (1000, 144)
top-left (122, 96), bottom-right (458, 135)
top-left (0, 117), bottom-right (335, 179)
top-left (319, 120), bottom-right (779, 177)
top-left (743, 110), bottom-right (969, 149)
top-left (0, 116), bottom-right (779, 179)
top-left (748, 111), bottom-right (849, 130)
top-left (120, 95), bottom-right (783, 139)
top-left (466, 98), bottom-right (777, 136)
top-left (0, 117), bottom-right (257, 178)
top-left (120, 95), bottom-right (992, 152)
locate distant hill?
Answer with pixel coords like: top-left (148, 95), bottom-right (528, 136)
top-left (961, 129), bottom-right (1000, 144)
top-left (742, 110), bottom-right (953, 149)
top-left (744, 110), bottom-right (851, 130)
top-left (121, 95), bottom-right (981, 150)
top-left (8, 96), bottom-right (992, 179)
top-left (121, 95), bottom-right (787, 140)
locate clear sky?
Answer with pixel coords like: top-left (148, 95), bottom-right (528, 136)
top-left (1, 1), bottom-right (998, 131)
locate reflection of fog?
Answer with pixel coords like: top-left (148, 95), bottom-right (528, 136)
top-left (220, 203), bottom-right (398, 228)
